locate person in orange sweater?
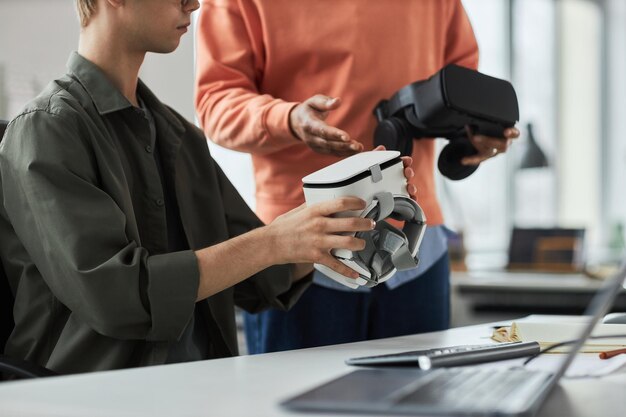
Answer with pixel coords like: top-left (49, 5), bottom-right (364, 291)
top-left (195, 0), bottom-right (519, 354)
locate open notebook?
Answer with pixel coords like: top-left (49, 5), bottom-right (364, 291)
top-left (492, 319), bottom-right (626, 352)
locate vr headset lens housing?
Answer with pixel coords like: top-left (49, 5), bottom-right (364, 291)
top-left (374, 65), bottom-right (519, 180)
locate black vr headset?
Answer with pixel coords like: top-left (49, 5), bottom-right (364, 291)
top-left (373, 65), bottom-right (519, 180)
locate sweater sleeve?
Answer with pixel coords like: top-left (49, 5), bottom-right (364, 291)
top-left (444, 0), bottom-right (480, 70)
top-left (194, 0), bottom-right (299, 155)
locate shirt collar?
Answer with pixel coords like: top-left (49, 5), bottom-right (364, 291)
top-left (136, 79), bottom-right (185, 135)
top-left (67, 51), bottom-right (132, 115)
top-left (66, 52), bottom-right (184, 135)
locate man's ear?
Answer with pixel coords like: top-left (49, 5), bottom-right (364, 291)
top-left (104, 0), bottom-right (125, 9)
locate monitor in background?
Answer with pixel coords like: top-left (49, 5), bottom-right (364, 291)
top-left (507, 227), bottom-right (586, 273)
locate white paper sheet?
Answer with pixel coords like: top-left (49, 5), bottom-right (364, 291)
top-left (473, 352), bottom-right (626, 378)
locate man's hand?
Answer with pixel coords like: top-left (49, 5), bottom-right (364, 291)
top-left (289, 95), bottom-right (364, 156)
top-left (195, 197), bottom-right (372, 300)
top-left (461, 126), bottom-right (520, 166)
top-left (267, 197), bottom-right (374, 279)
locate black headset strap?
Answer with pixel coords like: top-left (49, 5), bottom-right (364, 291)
top-left (377, 80), bottom-right (427, 118)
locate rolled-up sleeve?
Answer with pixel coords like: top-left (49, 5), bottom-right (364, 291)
top-left (146, 251), bottom-right (199, 340)
top-left (0, 110), bottom-right (198, 342)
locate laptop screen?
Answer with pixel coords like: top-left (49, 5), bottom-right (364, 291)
top-left (547, 261), bottom-right (626, 383)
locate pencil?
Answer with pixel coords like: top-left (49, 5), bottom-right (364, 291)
top-left (598, 348), bottom-right (626, 360)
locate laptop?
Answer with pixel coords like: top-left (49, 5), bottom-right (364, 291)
top-left (281, 261), bottom-right (626, 416)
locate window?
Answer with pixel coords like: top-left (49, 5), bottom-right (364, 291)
top-left (447, 0), bottom-right (620, 268)
top-left (439, 0), bottom-right (512, 268)
top-left (603, 0), bottom-right (626, 261)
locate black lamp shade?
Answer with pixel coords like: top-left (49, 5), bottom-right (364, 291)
top-left (520, 123), bottom-right (548, 169)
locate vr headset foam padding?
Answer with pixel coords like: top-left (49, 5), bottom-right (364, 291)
top-left (373, 65), bottom-right (519, 180)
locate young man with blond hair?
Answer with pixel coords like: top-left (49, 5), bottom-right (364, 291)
top-left (0, 0), bottom-right (415, 374)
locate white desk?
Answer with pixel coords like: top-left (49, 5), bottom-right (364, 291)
top-left (1, 321), bottom-right (625, 417)
top-left (452, 271), bottom-right (626, 323)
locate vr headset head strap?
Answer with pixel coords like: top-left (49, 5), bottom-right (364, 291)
top-left (356, 195), bottom-right (426, 283)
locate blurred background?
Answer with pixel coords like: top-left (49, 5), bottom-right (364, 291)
top-left (1, 0), bottom-right (625, 331)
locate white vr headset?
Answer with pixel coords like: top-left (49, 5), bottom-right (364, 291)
top-left (302, 151), bottom-right (427, 289)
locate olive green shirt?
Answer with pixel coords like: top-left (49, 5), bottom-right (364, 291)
top-left (0, 52), bottom-right (309, 374)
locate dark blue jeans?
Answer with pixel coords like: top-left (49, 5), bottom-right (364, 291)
top-left (244, 253), bottom-right (450, 354)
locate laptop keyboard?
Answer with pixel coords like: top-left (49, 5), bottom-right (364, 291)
top-left (389, 368), bottom-right (550, 411)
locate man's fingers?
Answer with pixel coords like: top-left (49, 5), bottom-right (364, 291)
top-left (461, 146), bottom-right (502, 165)
top-left (461, 155), bottom-right (488, 166)
top-left (482, 137), bottom-right (509, 153)
top-left (324, 235), bottom-right (367, 252)
top-left (465, 124), bottom-right (519, 163)
top-left (305, 119), bottom-right (351, 143)
top-left (318, 255), bottom-right (361, 279)
top-left (315, 197), bottom-right (367, 217)
top-left (307, 95), bottom-right (342, 112)
top-left (407, 183), bottom-right (418, 198)
top-left (469, 135), bottom-right (509, 158)
top-left (462, 134), bottom-right (510, 166)
top-left (504, 127), bottom-right (520, 139)
top-left (324, 217), bottom-right (375, 233)
top-left (304, 136), bottom-right (362, 156)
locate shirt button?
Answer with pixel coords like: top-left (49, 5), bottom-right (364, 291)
top-left (155, 198), bottom-right (164, 207)
top-left (145, 145), bottom-right (152, 153)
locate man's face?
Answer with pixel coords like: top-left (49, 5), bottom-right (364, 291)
top-left (121, 0), bottom-right (199, 54)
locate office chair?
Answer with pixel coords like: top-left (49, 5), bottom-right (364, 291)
top-left (0, 119), bottom-right (56, 380)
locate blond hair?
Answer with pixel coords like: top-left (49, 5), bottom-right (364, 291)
top-left (75, 0), bottom-right (97, 27)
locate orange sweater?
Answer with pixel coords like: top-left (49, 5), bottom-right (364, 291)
top-left (195, 0), bottom-right (478, 225)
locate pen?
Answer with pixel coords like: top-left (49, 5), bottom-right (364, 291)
top-left (598, 348), bottom-right (626, 360)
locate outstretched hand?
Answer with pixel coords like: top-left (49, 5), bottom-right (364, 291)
top-left (289, 95), bottom-right (364, 157)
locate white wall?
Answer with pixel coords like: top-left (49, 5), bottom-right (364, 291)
top-left (0, 1), bottom-right (78, 120)
top-left (0, 0), bottom-right (195, 122)
top-left (141, 27), bottom-right (195, 121)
